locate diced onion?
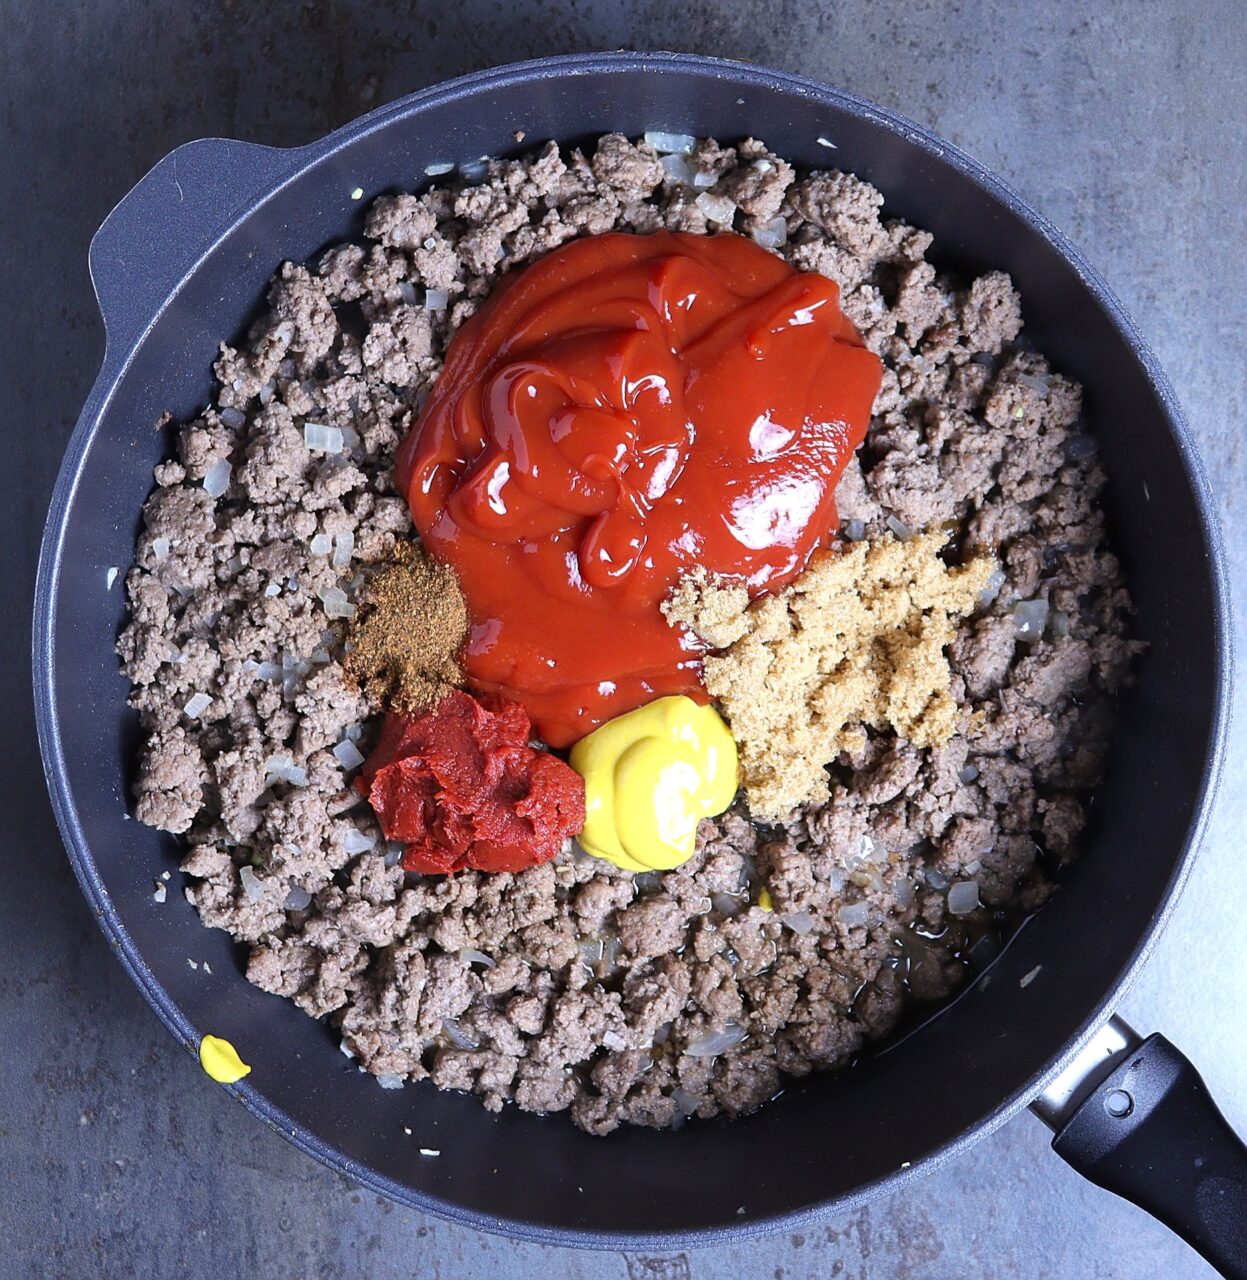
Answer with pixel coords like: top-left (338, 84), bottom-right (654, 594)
top-left (424, 161), bottom-right (454, 175)
top-left (376, 1073), bottom-right (405, 1090)
top-left (283, 884), bottom-right (313, 911)
top-left (303, 422), bottom-right (345, 454)
top-left (780, 910), bottom-right (817, 935)
top-left (105, 567), bottom-right (119, 590)
top-left (202, 458), bottom-right (231, 498)
top-left (659, 153), bottom-right (699, 186)
top-left (332, 739), bottom-right (365, 771)
top-left (752, 216), bottom-right (788, 249)
top-left (424, 288), bottom-right (449, 312)
top-left (239, 864), bottom-right (264, 901)
top-left (978, 568), bottom-right (1006, 608)
top-left (317, 585), bottom-right (357, 619)
top-left (459, 948), bottom-right (496, 969)
top-left (258, 379), bottom-right (275, 405)
top-left (643, 131), bottom-right (696, 155)
top-left (441, 1018), bottom-right (479, 1050)
top-left (712, 892), bottom-right (743, 917)
top-left (842, 518), bottom-right (866, 542)
top-left (686, 1022), bottom-right (747, 1057)
top-left (959, 764), bottom-right (980, 783)
top-left (885, 515), bottom-right (913, 541)
top-left (397, 281), bottom-right (418, 305)
top-left (893, 877), bottom-right (916, 909)
top-left (331, 530), bottom-right (355, 570)
top-left (309, 532), bottom-right (333, 555)
top-left (1049, 610), bottom-right (1071, 639)
top-left (947, 880), bottom-right (981, 915)
top-left (218, 406), bottom-right (246, 429)
top-left (264, 583), bottom-right (281, 598)
top-left (602, 1030), bottom-right (627, 1052)
top-left (695, 192), bottom-right (737, 226)
top-left (924, 866), bottom-right (951, 890)
top-left (152, 536), bottom-right (170, 562)
top-left (263, 754), bottom-right (308, 787)
top-left (1010, 598), bottom-right (1049, 639)
top-left (182, 692), bottom-right (212, 720)
top-left (341, 827), bottom-right (376, 854)
top-left (836, 901), bottom-right (870, 928)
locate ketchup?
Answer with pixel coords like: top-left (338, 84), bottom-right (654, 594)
top-left (396, 231), bottom-right (881, 747)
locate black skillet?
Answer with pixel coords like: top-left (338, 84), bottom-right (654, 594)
top-left (32, 51), bottom-right (1244, 1270)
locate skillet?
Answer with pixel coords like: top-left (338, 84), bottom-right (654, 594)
top-left (32, 50), bottom-right (1243, 1270)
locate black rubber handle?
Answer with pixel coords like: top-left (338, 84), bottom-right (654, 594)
top-left (1052, 1033), bottom-right (1247, 1278)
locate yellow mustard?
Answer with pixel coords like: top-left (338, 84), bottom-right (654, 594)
top-left (199, 1034), bottom-right (251, 1084)
top-left (571, 695), bottom-right (738, 872)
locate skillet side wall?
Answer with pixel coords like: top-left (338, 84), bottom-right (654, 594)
top-left (37, 57), bottom-right (1224, 1241)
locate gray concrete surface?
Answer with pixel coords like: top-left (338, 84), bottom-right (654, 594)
top-left (3, 2), bottom-right (1244, 1277)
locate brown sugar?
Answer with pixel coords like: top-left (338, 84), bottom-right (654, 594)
top-left (664, 532), bottom-right (997, 820)
top-left (345, 542), bottom-right (468, 713)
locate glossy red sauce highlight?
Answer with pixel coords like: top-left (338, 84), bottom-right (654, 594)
top-left (396, 231), bottom-right (881, 747)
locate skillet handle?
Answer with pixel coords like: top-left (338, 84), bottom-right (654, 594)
top-left (88, 138), bottom-right (302, 367)
top-left (1051, 1033), bottom-right (1247, 1279)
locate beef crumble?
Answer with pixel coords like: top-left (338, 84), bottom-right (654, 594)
top-left (119, 133), bottom-right (1137, 1134)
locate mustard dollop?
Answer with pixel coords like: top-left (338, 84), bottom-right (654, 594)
top-left (570, 695), bottom-right (738, 872)
top-left (199, 1034), bottom-right (251, 1084)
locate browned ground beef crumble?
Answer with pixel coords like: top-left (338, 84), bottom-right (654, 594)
top-left (119, 134), bottom-right (1138, 1134)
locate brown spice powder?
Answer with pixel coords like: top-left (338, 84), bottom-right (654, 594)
top-left (344, 542), bottom-right (468, 713)
top-left (664, 532), bottom-right (997, 820)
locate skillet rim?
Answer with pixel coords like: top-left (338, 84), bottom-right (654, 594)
top-left (31, 49), bottom-right (1233, 1249)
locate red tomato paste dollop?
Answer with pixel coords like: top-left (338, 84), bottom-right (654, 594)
top-left (397, 230), bottom-right (882, 747)
top-left (356, 690), bottom-right (586, 874)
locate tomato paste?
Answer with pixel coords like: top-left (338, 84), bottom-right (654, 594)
top-left (357, 690), bottom-right (586, 874)
top-left (396, 230), bottom-right (882, 747)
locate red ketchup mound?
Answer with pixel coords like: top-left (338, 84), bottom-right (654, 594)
top-left (396, 230), bottom-right (882, 747)
top-left (356, 690), bottom-right (586, 874)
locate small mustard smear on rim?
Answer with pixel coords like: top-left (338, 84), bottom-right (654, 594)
top-left (199, 1035), bottom-right (251, 1084)
top-left (571, 695), bottom-right (738, 873)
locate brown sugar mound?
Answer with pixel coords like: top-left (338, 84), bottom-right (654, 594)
top-left (345, 542), bottom-right (468, 713)
top-left (665, 532), bottom-right (997, 819)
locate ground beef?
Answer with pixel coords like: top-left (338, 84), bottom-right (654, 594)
top-left (119, 133), bottom-right (1138, 1136)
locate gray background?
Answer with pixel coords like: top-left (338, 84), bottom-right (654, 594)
top-left (3, 2), bottom-right (1244, 1277)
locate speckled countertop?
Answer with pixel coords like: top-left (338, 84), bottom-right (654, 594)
top-left (3, 2), bottom-right (1244, 1277)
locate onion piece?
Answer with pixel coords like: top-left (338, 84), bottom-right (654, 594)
top-left (239, 864), bottom-right (264, 901)
top-left (695, 192), bottom-right (737, 226)
top-left (105, 567), bottom-right (119, 590)
top-left (341, 827), bottom-right (376, 855)
top-left (424, 288), bottom-right (449, 311)
top-left (842, 518), bottom-right (866, 542)
top-left (303, 422), bottom-right (345, 454)
top-left (1010, 598), bottom-right (1049, 640)
top-left (885, 515), bottom-right (913, 541)
top-left (317, 585), bottom-right (357, 619)
top-left (685, 1022), bottom-right (747, 1057)
top-left (309, 532), bottom-right (333, 556)
top-left (836, 901), bottom-right (870, 928)
top-left (643, 130), bottom-right (696, 155)
top-left (459, 948), bottom-right (496, 969)
top-left (780, 910), bottom-right (817, 935)
top-left (659, 153), bottom-right (698, 186)
top-left (331, 530), bottom-right (355, 570)
top-left (947, 880), bottom-right (981, 915)
top-left (601, 1030), bottom-right (627, 1052)
top-left (333, 739), bottom-right (366, 770)
top-left (263, 754), bottom-right (308, 787)
top-left (376, 1073), bottom-right (405, 1090)
top-left (182, 692), bottom-right (212, 720)
top-left (202, 458), bottom-right (231, 498)
top-left (424, 161), bottom-right (454, 176)
top-left (752, 216), bottom-right (788, 249)
top-left (152, 536), bottom-right (170, 562)
top-left (441, 1018), bottom-right (479, 1051)
top-left (712, 892), bottom-right (743, 917)
top-left (218, 406), bottom-right (246, 429)
top-left (283, 884), bottom-right (313, 911)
